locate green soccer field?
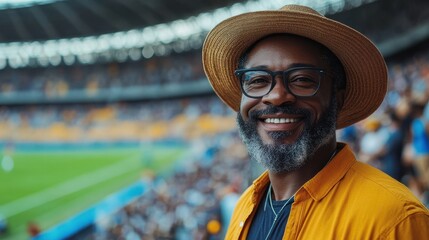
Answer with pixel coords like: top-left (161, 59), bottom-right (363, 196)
top-left (0, 143), bottom-right (186, 240)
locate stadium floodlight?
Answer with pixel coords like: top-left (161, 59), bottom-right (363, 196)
top-left (0, 0), bottom-right (378, 68)
top-left (37, 56), bottom-right (50, 67)
top-left (0, 57), bottom-right (6, 70)
top-left (29, 41), bottom-right (42, 57)
top-left (128, 48), bottom-right (141, 61)
top-left (8, 56), bottom-right (21, 69)
top-left (154, 44), bottom-right (171, 57)
top-left (330, 0), bottom-right (346, 13)
top-left (57, 39), bottom-right (70, 56)
top-left (63, 54), bottom-right (75, 66)
top-left (114, 51), bottom-right (128, 63)
top-left (82, 37), bottom-right (97, 55)
top-left (68, 38), bottom-right (82, 55)
top-left (229, 3), bottom-right (247, 16)
top-left (49, 55), bottom-right (61, 66)
top-left (43, 40), bottom-right (58, 57)
top-left (111, 32), bottom-right (126, 50)
top-left (172, 19), bottom-right (198, 40)
top-left (155, 24), bottom-right (175, 44)
top-left (96, 35), bottom-right (111, 53)
top-left (195, 13), bottom-right (214, 32)
top-left (142, 46), bottom-right (154, 59)
top-left (124, 30), bottom-right (140, 49)
top-left (212, 7), bottom-right (231, 26)
top-left (0, 0), bottom-right (62, 10)
top-left (77, 53), bottom-right (95, 65)
top-left (18, 43), bottom-right (31, 59)
top-left (141, 27), bottom-right (156, 45)
top-left (172, 41), bottom-right (185, 54)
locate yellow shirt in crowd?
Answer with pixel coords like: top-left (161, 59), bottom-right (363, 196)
top-left (226, 144), bottom-right (429, 239)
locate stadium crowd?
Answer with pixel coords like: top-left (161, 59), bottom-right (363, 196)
top-left (0, 95), bottom-right (235, 142)
top-left (84, 133), bottom-right (248, 240)
top-left (0, 51), bottom-right (204, 96)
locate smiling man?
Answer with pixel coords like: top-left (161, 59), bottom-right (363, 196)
top-left (202, 4), bottom-right (429, 240)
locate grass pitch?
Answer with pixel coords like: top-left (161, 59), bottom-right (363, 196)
top-left (0, 143), bottom-right (185, 240)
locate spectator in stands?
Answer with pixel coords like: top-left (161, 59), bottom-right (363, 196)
top-left (411, 101), bottom-right (429, 192)
top-left (337, 124), bottom-right (359, 153)
top-left (202, 4), bottom-right (429, 239)
top-left (377, 110), bottom-right (407, 180)
top-left (358, 118), bottom-right (389, 168)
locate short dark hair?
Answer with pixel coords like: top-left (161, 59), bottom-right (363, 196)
top-left (237, 34), bottom-right (346, 92)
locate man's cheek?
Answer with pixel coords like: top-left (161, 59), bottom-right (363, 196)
top-left (240, 96), bottom-right (260, 121)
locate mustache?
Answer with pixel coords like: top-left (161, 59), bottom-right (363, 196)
top-left (248, 105), bottom-right (311, 121)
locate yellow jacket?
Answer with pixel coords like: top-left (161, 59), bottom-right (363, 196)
top-left (226, 144), bottom-right (429, 239)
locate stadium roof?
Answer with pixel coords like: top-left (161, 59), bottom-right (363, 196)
top-left (0, 0), bottom-right (243, 43)
top-left (4, 0), bottom-right (428, 69)
top-left (2, 0), bottom-right (375, 69)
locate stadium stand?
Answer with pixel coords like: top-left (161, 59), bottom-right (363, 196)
top-left (0, 51), bottom-right (204, 94)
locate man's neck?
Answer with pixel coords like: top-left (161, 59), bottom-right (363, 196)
top-left (268, 141), bottom-right (338, 201)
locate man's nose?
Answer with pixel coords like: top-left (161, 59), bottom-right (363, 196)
top-left (261, 77), bottom-right (296, 106)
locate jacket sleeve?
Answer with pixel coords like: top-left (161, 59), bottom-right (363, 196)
top-left (383, 212), bottom-right (429, 239)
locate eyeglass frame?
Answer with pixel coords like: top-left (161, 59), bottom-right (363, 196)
top-left (234, 66), bottom-right (325, 99)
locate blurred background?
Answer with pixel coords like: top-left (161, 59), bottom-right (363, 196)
top-left (0, 0), bottom-right (428, 239)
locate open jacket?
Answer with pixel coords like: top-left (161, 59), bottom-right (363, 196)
top-left (226, 144), bottom-right (429, 239)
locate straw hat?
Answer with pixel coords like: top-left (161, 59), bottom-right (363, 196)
top-left (202, 4), bottom-right (387, 129)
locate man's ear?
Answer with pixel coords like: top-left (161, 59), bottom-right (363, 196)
top-left (336, 89), bottom-right (346, 114)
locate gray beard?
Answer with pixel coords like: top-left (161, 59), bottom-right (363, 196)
top-left (237, 97), bottom-right (337, 173)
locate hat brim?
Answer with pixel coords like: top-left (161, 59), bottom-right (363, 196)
top-left (202, 8), bottom-right (387, 129)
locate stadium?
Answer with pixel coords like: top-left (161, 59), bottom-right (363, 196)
top-left (0, 0), bottom-right (428, 239)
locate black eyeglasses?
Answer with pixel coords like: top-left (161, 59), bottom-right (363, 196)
top-left (235, 67), bottom-right (325, 98)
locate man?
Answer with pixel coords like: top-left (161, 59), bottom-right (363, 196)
top-left (411, 101), bottom-right (429, 193)
top-left (202, 4), bottom-right (429, 239)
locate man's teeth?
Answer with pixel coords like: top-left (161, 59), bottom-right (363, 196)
top-left (264, 118), bottom-right (298, 123)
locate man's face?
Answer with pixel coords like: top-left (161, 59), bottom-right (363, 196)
top-left (237, 35), bottom-right (338, 173)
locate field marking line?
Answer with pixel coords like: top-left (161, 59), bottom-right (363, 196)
top-left (0, 155), bottom-right (139, 218)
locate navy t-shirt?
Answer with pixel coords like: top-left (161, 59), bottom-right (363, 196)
top-left (247, 188), bottom-right (294, 240)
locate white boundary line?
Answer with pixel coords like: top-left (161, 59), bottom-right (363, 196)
top-left (0, 155), bottom-right (139, 218)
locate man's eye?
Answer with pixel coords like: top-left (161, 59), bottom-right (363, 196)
top-left (292, 77), bottom-right (316, 83)
top-left (290, 77), bottom-right (318, 87)
top-left (248, 77), bottom-right (270, 85)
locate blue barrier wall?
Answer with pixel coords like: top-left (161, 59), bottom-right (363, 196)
top-left (32, 180), bottom-right (148, 240)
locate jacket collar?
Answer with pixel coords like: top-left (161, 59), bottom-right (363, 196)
top-left (303, 143), bottom-right (356, 201)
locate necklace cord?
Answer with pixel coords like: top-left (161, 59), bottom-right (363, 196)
top-left (264, 184), bottom-right (295, 240)
top-left (263, 147), bottom-right (338, 240)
